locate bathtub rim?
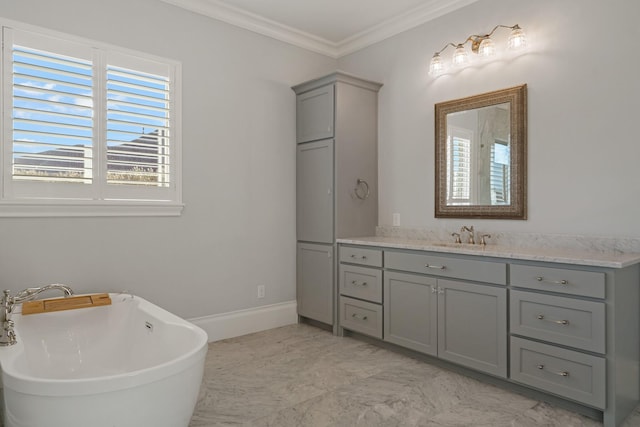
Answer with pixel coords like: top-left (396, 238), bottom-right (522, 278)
top-left (0, 293), bottom-right (208, 397)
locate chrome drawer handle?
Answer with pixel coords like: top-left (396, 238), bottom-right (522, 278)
top-left (537, 364), bottom-right (569, 377)
top-left (351, 280), bottom-right (368, 286)
top-left (536, 277), bottom-right (568, 285)
top-left (425, 264), bottom-right (446, 270)
top-left (536, 314), bottom-right (570, 326)
top-left (350, 254), bottom-right (367, 260)
top-left (351, 313), bottom-right (368, 321)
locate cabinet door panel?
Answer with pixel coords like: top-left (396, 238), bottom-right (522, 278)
top-left (384, 272), bottom-right (438, 356)
top-left (437, 279), bottom-right (507, 377)
top-left (297, 140), bottom-right (334, 243)
top-left (297, 243), bottom-right (333, 324)
top-left (296, 85), bottom-right (334, 143)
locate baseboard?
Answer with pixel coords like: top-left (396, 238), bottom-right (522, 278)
top-left (188, 300), bottom-right (298, 342)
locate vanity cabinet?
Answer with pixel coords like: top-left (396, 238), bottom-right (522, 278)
top-left (337, 240), bottom-right (640, 427)
top-left (381, 251), bottom-right (507, 377)
top-left (384, 272), bottom-right (437, 355)
top-left (509, 263), bottom-right (609, 410)
top-left (338, 246), bottom-right (383, 338)
top-left (437, 279), bottom-right (507, 377)
top-left (293, 73), bottom-right (382, 328)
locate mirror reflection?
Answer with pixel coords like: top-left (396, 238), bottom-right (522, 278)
top-left (446, 103), bottom-right (510, 206)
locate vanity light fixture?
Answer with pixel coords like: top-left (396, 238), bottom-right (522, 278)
top-left (429, 24), bottom-right (526, 76)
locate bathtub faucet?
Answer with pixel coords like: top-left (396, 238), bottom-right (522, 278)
top-left (0, 284), bottom-right (75, 346)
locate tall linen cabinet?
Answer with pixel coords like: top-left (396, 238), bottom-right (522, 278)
top-left (293, 72), bottom-right (382, 330)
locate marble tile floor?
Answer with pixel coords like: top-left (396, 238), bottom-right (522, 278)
top-left (189, 324), bottom-right (640, 427)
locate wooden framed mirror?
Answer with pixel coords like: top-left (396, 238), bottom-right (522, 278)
top-left (435, 85), bottom-right (527, 219)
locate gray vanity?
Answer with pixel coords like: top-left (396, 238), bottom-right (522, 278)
top-left (336, 237), bottom-right (640, 427)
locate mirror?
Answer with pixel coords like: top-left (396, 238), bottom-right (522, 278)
top-left (435, 85), bottom-right (527, 219)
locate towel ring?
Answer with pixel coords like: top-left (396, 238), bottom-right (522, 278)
top-left (354, 179), bottom-right (370, 200)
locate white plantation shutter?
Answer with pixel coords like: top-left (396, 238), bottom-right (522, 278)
top-left (106, 64), bottom-right (171, 187)
top-left (12, 45), bottom-right (94, 184)
top-left (490, 140), bottom-right (510, 205)
top-left (1, 24), bottom-right (182, 215)
top-left (446, 128), bottom-right (473, 205)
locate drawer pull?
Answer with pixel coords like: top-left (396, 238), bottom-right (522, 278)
top-left (350, 254), bottom-right (367, 260)
top-left (537, 364), bottom-right (570, 377)
top-left (351, 313), bottom-right (368, 321)
top-left (536, 277), bottom-right (568, 285)
top-left (536, 314), bottom-right (570, 326)
top-left (425, 264), bottom-right (446, 270)
top-left (351, 280), bottom-right (368, 286)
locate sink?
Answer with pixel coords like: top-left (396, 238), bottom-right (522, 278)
top-left (429, 242), bottom-right (486, 250)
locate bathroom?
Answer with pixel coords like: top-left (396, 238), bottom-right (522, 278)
top-left (0, 0), bottom-right (639, 425)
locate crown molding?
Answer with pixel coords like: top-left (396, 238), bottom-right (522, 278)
top-left (160, 0), bottom-right (338, 57)
top-left (160, 0), bottom-right (479, 58)
top-left (335, 0), bottom-right (480, 57)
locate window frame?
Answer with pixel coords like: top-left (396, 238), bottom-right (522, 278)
top-left (0, 19), bottom-right (183, 217)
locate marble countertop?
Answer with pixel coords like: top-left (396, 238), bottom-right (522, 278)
top-left (336, 236), bottom-right (640, 268)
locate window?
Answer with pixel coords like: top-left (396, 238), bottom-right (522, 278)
top-left (1, 23), bottom-right (182, 216)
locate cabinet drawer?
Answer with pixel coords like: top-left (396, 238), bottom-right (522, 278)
top-left (510, 264), bottom-right (605, 299)
top-left (510, 290), bottom-right (605, 353)
top-left (510, 337), bottom-right (605, 409)
top-left (339, 264), bottom-right (382, 303)
top-left (385, 250), bottom-right (506, 284)
top-left (339, 296), bottom-right (383, 339)
top-left (340, 246), bottom-right (383, 267)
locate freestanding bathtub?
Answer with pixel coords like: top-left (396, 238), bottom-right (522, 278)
top-left (0, 293), bottom-right (208, 427)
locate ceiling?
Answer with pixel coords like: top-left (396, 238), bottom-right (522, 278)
top-left (160, 0), bottom-right (479, 57)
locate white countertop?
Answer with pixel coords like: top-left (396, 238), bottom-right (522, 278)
top-left (336, 236), bottom-right (640, 269)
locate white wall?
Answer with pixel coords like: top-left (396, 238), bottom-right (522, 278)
top-left (338, 0), bottom-right (640, 238)
top-left (0, 0), bottom-right (336, 318)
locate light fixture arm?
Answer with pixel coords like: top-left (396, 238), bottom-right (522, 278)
top-left (429, 24), bottom-right (525, 76)
top-left (433, 42), bottom-right (461, 57)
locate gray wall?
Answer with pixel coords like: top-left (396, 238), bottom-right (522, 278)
top-left (0, 0), bottom-right (336, 318)
top-left (338, 0), bottom-right (640, 237)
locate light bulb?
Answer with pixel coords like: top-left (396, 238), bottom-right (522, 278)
top-left (508, 25), bottom-right (527, 50)
top-left (452, 44), bottom-right (469, 67)
top-left (429, 53), bottom-right (445, 76)
top-left (478, 37), bottom-right (496, 57)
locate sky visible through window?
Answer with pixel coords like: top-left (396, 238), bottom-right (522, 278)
top-left (12, 44), bottom-right (170, 185)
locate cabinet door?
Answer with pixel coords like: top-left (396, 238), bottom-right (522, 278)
top-left (297, 140), bottom-right (334, 243)
top-left (384, 272), bottom-right (438, 356)
top-left (297, 242), bottom-right (333, 325)
top-left (437, 279), bottom-right (507, 377)
top-left (296, 85), bottom-right (334, 143)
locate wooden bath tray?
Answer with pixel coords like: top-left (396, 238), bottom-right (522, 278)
top-left (22, 293), bottom-right (112, 315)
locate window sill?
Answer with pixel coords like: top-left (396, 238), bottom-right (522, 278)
top-left (0, 200), bottom-right (184, 217)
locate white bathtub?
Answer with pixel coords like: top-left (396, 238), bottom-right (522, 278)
top-left (0, 293), bottom-right (208, 427)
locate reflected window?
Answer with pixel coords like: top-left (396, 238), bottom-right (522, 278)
top-left (490, 140), bottom-right (510, 205)
top-left (446, 127), bottom-right (473, 205)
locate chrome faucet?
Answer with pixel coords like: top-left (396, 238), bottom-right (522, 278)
top-left (0, 284), bottom-right (74, 346)
top-left (460, 225), bottom-right (475, 244)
